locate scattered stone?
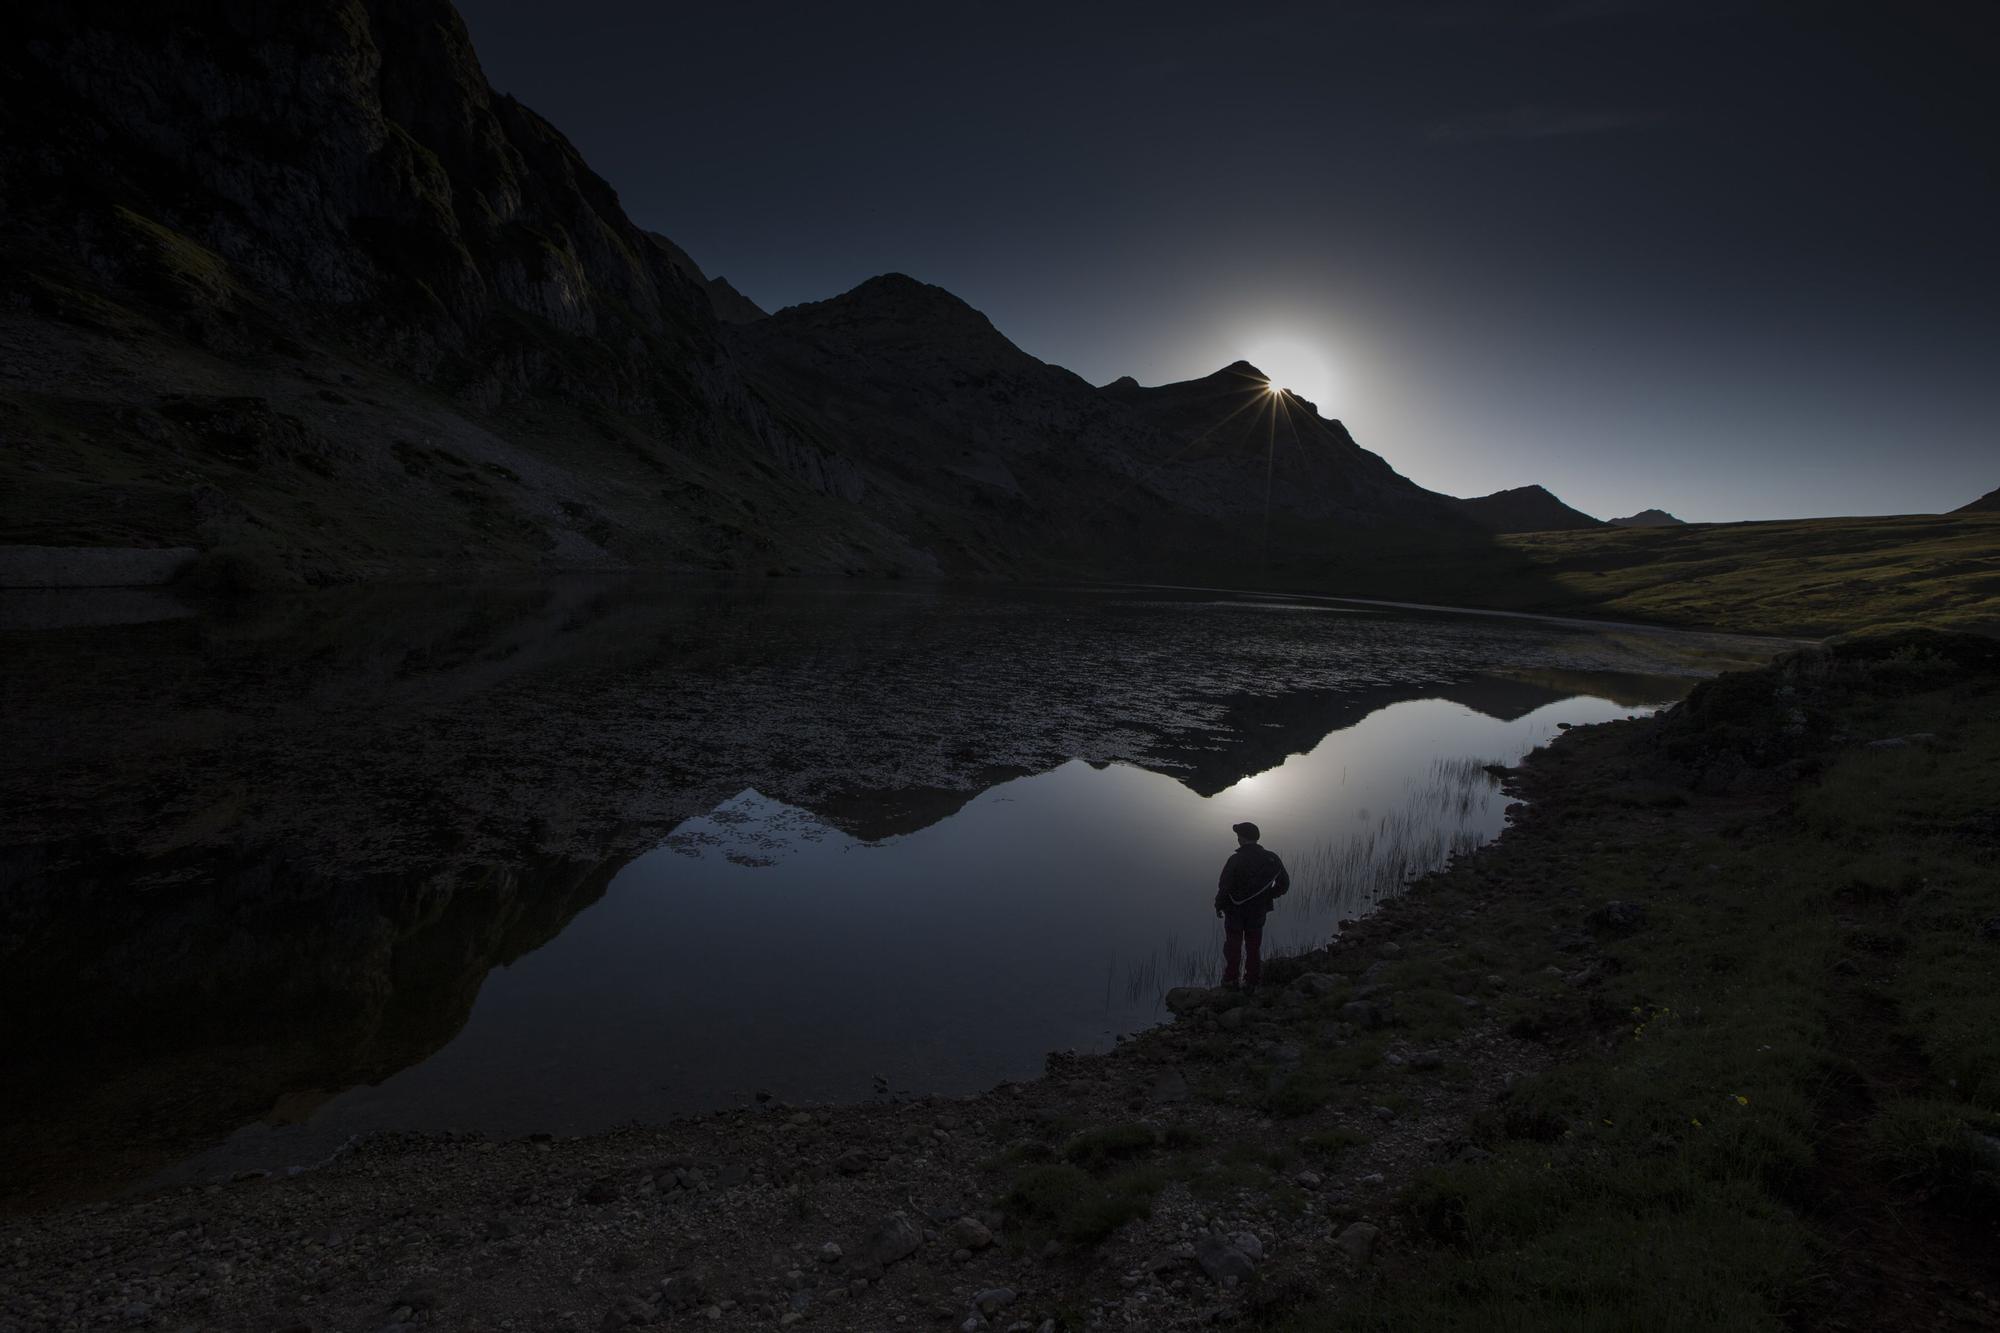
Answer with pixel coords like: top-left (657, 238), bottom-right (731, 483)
top-left (1148, 1068), bottom-right (1192, 1106)
top-left (1194, 1233), bottom-right (1256, 1285)
top-left (1231, 1232), bottom-right (1264, 1262)
top-left (1165, 987), bottom-right (1219, 1014)
top-left (1294, 1170), bottom-right (1322, 1188)
top-left (818, 1242), bottom-right (842, 1263)
top-left (1219, 1008), bottom-right (1249, 1032)
top-left (974, 1287), bottom-right (1017, 1315)
top-left (1335, 1222), bottom-right (1380, 1262)
top-left (1340, 1000), bottom-right (1385, 1029)
top-left (1291, 972), bottom-right (1341, 997)
top-left (660, 1273), bottom-right (706, 1309)
top-left (1586, 900), bottom-right (1649, 935)
top-left (1378, 941), bottom-right (1403, 958)
top-left (859, 1212), bottom-right (922, 1268)
top-left (945, 1217), bottom-right (994, 1251)
top-left (833, 1148), bottom-right (870, 1175)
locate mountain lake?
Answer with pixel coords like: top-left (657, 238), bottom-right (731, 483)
top-left (0, 579), bottom-right (1792, 1205)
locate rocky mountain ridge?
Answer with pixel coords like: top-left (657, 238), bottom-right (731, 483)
top-left (4, 0), bottom-right (1606, 590)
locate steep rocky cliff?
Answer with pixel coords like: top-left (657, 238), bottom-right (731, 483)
top-left (0, 0), bottom-right (928, 583)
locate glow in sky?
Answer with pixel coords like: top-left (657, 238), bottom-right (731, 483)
top-left (1238, 334), bottom-right (1337, 412)
top-left (457, 1), bottom-right (1998, 523)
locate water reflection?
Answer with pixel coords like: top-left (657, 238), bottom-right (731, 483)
top-left (157, 693), bottom-right (1634, 1184)
top-left (0, 579), bottom-right (1782, 1205)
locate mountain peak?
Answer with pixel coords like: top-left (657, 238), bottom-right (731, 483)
top-left (1458, 485), bottom-right (1604, 533)
top-left (1609, 507), bottom-right (1687, 528)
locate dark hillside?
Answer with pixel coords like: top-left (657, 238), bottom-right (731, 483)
top-left (1458, 484), bottom-right (1605, 533)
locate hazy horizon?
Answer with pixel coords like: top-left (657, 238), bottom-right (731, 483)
top-left (454, 1), bottom-right (1994, 524)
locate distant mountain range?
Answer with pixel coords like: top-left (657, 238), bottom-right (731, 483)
top-left (1610, 509), bottom-right (1688, 528)
top-left (1955, 488), bottom-right (2000, 514)
top-left (2, 0), bottom-right (1672, 589)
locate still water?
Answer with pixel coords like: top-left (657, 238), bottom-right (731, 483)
top-left (0, 580), bottom-right (1782, 1202)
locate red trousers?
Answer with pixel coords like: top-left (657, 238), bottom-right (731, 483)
top-left (1223, 924), bottom-right (1263, 986)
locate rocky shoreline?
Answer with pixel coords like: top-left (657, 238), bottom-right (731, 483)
top-left (0, 710), bottom-right (1641, 1333)
top-left (11, 628), bottom-right (1996, 1332)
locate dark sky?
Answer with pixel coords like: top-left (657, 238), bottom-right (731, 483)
top-left (454, 0), bottom-right (1997, 521)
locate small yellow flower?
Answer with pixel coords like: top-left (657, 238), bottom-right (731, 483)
top-left (1690, 1118), bottom-right (1702, 1127)
top-left (1734, 1094), bottom-right (1750, 1106)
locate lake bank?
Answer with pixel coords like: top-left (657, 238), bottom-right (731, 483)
top-left (6, 631), bottom-right (1992, 1332)
top-left (1, 583), bottom-right (1771, 1211)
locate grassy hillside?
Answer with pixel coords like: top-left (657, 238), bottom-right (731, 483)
top-left (1268, 630), bottom-right (2000, 1330)
top-left (1260, 512), bottom-right (2000, 640)
top-left (1499, 513), bottom-right (2000, 638)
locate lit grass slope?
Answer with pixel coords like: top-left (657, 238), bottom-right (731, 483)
top-left (1284, 629), bottom-right (2000, 1330)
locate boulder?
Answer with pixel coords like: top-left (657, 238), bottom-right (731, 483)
top-left (1340, 1000), bottom-right (1386, 1029)
top-left (858, 1213), bottom-right (922, 1269)
top-left (973, 1287), bottom-right (1017, 1315)
top-left (1164, 987), bottom-right (1219, 1014)
top-left (1585, 900), bottom-right (1649, 936)
top-left (1148, 1067), bottom-right (1192, 1105)
top-left (1194, 1233), bottom-right (1256, 1285)
top-left (945, 1217), bottom-right (994, 1251)
top-left (1290, 973), bottom-right (1341, 997)
top-left (1335, 1222), bottom-right (1380, 1262)
top-left (659, 1273), bottom-right (706, 1310)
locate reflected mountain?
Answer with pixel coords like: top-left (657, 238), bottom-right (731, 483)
top-left (0, 580), bottom-right (1763, 1207)
top-left (0, 854), bottom-right (617, 1210)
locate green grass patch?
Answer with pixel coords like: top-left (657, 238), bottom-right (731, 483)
top-left (1001, 1163), bottom-right (1168, 1246)
top-left (1060, 1122), bottom-right (1159, 1168)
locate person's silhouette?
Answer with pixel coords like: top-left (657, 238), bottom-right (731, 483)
top-left (1214, 820), bottom-right (1289, 989)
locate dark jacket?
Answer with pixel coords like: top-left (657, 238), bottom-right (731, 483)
top-left (1215, 843), bottom-right (1289, 925)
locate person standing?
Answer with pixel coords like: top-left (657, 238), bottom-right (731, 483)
top-left (1215, 820), bottom-right (1289, 989)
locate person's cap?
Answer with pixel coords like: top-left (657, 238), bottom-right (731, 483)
top-left (1231, 821), bottom-right (1260, 841)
